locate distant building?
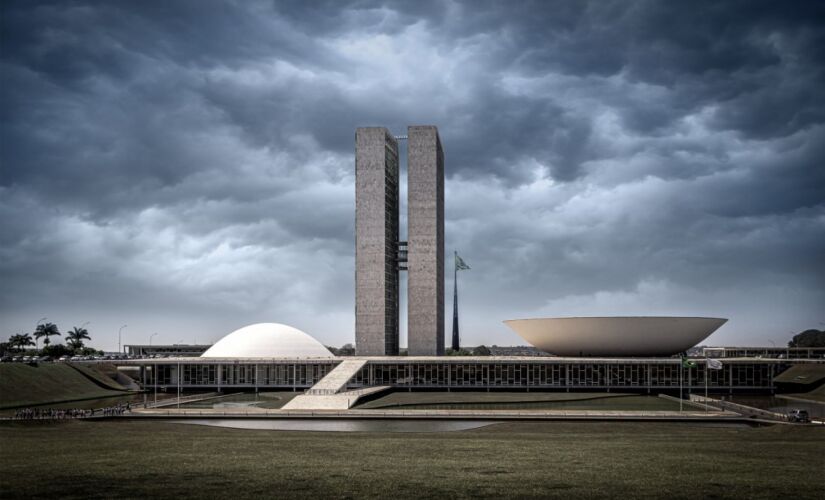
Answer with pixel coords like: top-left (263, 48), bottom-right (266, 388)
top-left (124, 344), bottom-right (211, 358)
top-left (488, 346), bottom-right (552, 357)
top-left (702, 346), bottom-right (825, 359)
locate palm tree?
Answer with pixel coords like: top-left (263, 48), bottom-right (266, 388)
top-left (34, 322), bottom-right (60, 347)
top-left (8, 333), bottom-right (34, 352)
top-left (65, 326), bottom-right (91, 352)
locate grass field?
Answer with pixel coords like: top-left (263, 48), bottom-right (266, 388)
top-left (357, 391), bottom-right (684, 410)
top-left (0, 363), bottom-right (128, 409)
top-left (0, 420), bottom-right (822, 498)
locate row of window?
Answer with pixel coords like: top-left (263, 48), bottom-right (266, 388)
top-left (351, 363), bottom-right (776, 388)
top-left (147, 363), bottom-right (336, 386)
top-left (141, 362), bottom-right (776, 388)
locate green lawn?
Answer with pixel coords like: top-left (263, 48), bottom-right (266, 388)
top-left (0, 363), bottom-right (128, 409)
top-left (0, 420), bottom-right (822, 498)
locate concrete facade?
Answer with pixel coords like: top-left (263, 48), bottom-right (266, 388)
top-left (355, 128), bottom-right (400, 355)
top-left (407, 126), bottom-right (445, 355)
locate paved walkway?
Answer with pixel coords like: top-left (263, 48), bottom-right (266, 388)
top-left (690, 394), bottom-right (790, 421)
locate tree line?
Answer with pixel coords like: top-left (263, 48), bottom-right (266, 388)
top-left (788, 329), bottom-right (825, 348)
top-left (1, 322), bottom-right (101, 357)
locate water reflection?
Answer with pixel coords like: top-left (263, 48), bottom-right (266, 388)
top-left (366, 395), bottom-right (681, 411)
top-left (171, 419), bottom-right (498, 433)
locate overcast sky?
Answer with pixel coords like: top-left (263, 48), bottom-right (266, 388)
top-left (2, 0), bottom-right (824, 351)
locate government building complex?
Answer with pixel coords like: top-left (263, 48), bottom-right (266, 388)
top-left (117, 126), bottom-right (823, 407)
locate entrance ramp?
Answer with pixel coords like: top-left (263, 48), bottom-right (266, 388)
top-left (304, 359), bottom-right (367, 395)
top-left (282, 359), bottom-right (386, 410)
top-left (282, 386), bottom-right (390, 410)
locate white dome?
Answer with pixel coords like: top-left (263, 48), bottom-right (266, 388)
top-left (201, 323), bottom-right (333, 358)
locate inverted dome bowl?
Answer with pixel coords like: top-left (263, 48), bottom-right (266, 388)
top-left (503, 316), bottom-right (727, 357)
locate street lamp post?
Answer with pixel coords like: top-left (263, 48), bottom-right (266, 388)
top-left (118, 325), bottom-right (127, 354)
top-left (150, 332), bottom-right (158, 346)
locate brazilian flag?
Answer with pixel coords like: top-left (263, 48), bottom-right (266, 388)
top-left (680, 352), bottom-right (697, 368)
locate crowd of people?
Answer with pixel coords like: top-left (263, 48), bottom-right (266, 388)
top-left (12, 402), bottom-right (131, 420)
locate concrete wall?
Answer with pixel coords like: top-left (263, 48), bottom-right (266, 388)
top-left (407, 126), bottom-right (445, 356)
top-left (355, 128), bottom-right (400, 355)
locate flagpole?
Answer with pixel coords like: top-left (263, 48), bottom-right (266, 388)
top-left (452, 250), bottom-right (459, 351)
top-left (679, 360), bottom-right (683, 412)
top-left (704, 356), bottom-right (708, 412)
top-left (451, 252), bottom-right (470, 353)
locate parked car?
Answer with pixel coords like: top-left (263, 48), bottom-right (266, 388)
top-left (787, 409), bottom-right (810, 423)
top-left (58, 356), bottom-right (69, 362)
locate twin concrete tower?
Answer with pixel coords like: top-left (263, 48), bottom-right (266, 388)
top-left (355, 126), bottom-right (444, 356)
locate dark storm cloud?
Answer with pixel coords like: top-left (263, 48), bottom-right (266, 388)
top-left (1, 0), bottom-right (823, 347)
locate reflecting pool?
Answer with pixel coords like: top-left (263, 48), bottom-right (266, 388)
top-left (170, 418), bottom-right (498, 432)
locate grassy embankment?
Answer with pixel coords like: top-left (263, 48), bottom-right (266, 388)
top-left (775, 364), bottom-right (825, 403)
top-left (0, 420), bottom-right (823, 499)
top-left (0, 363), bottom-right (129, 409)
top-left (357, 391), bottom-right (683, 410)
top-left (784, 383), bottom-right (825, 403)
